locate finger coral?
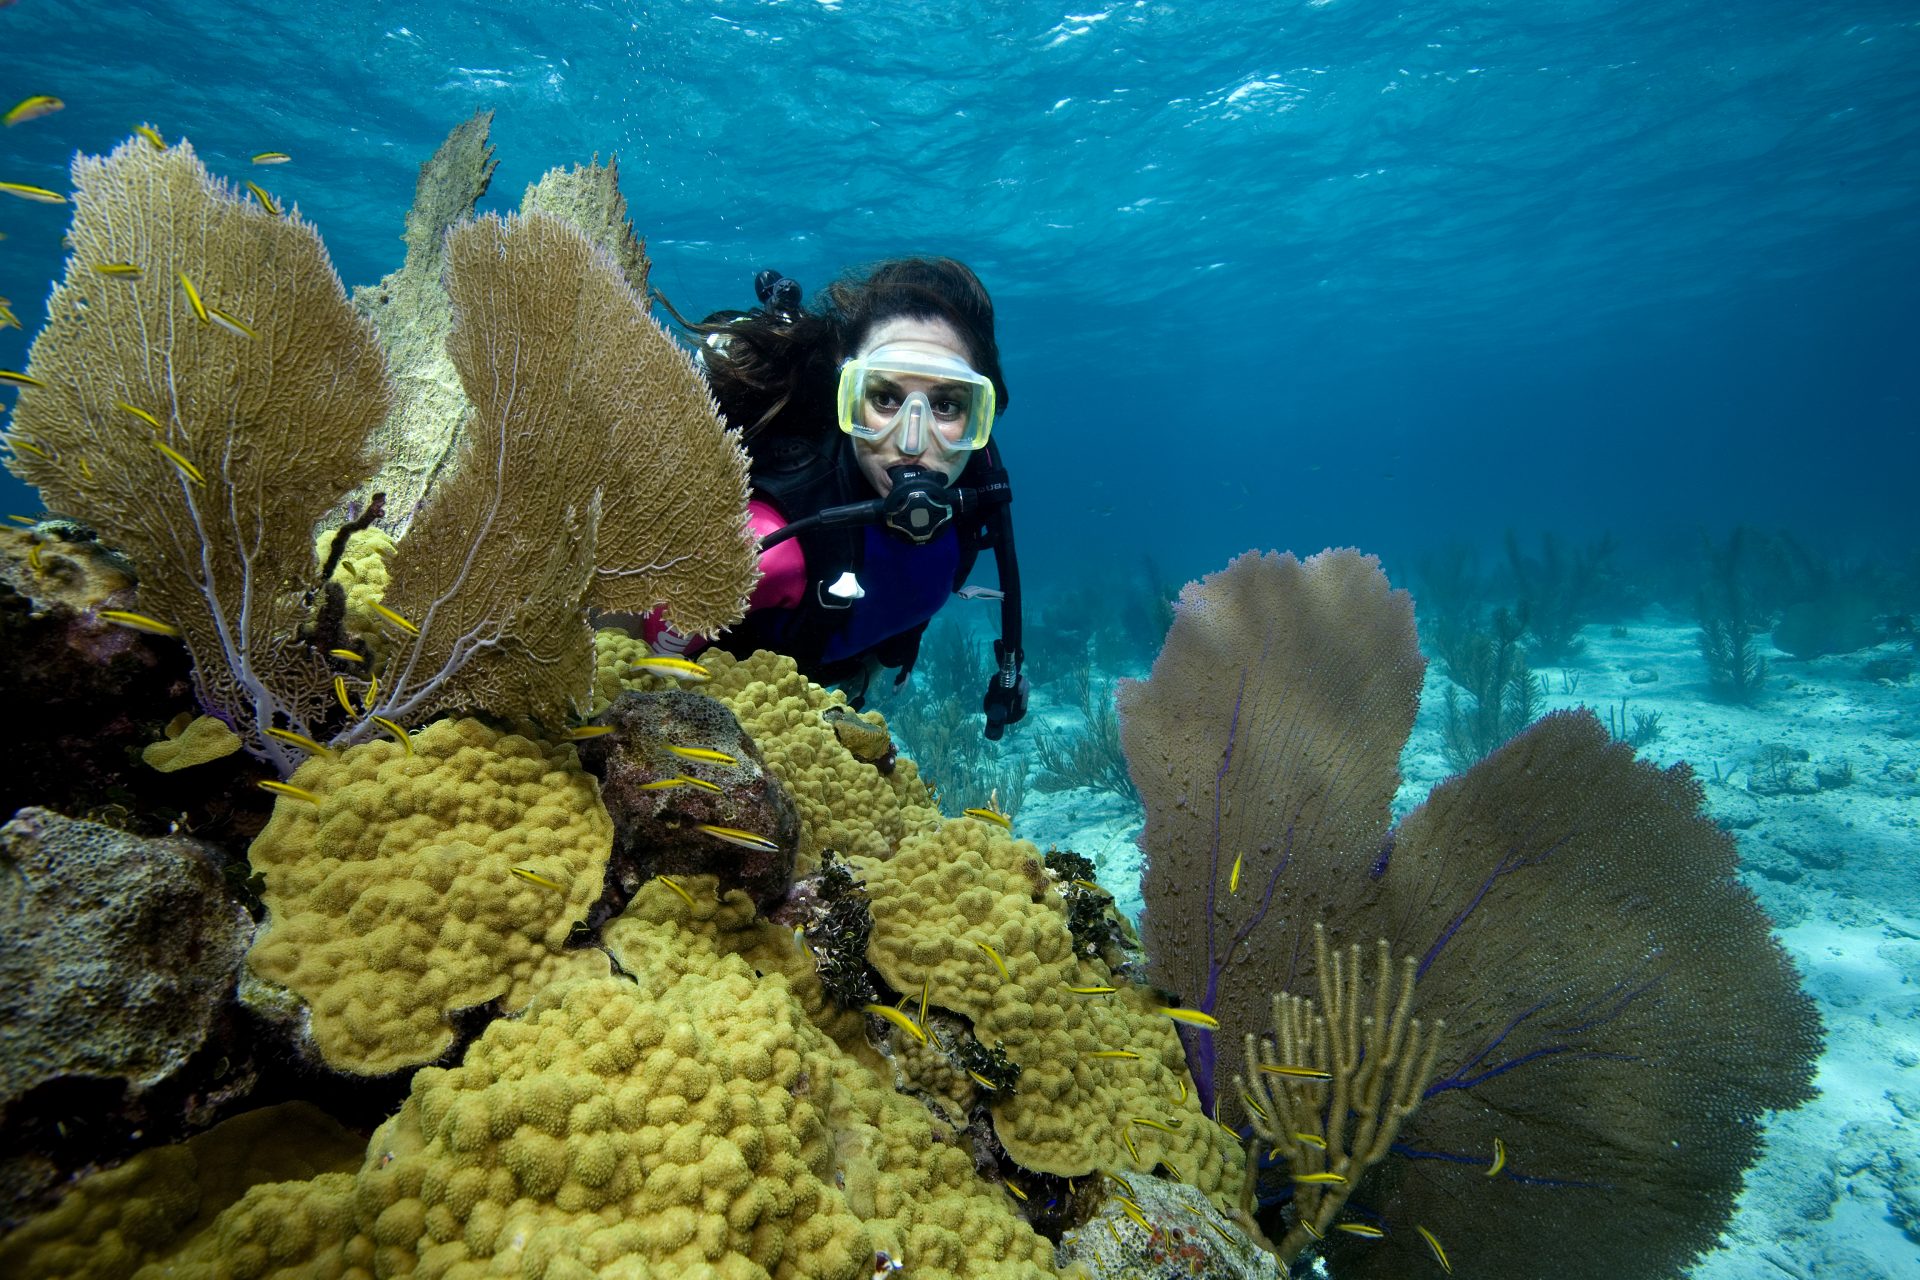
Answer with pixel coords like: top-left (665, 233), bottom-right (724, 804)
top-left (244, 717), bottom-right (613, 1075)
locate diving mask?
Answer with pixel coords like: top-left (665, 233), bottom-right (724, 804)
top-left (835, 344), bottom-right (996, 460)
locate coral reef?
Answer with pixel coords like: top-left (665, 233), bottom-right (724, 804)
top-left (1121, 548), bottom-right (1822, 1279)
top-left (860, 814), bottom-right (1244, 1198)
top-left (698, 647), bottom-right (942, 873)
top-left (1, 808), bottom-right (253, 1118)
top-left (243, 718), bottom-right (613, 1075)
top-left (2, 137), bottom-right (392, 769)
top-left (1057, 1173), bottom-right (1279, 1279)
top-left (0, 113), bottom-right (1828, 1280)
top-left (2, 131), bottom-right (759, 774)
top-left (140, 713), bottom-right (241, 772)
top-left (345, 108), bottom-right (498, 533)
top-left (0, 1103), bottom-right (365, 1279)
top-left (578, 689), bottom-right (801, 908)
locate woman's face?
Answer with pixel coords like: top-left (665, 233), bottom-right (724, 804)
top-left (849, 315), bottom-right (976, 496)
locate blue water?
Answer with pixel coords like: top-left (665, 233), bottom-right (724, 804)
top-left (2, 3), bottom-right (1918, 1275)
top-left (4, 1), bottom-right (1915, 583)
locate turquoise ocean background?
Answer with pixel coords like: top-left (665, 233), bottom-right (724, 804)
top-left (2, 2), bottom-right (1918, 1277)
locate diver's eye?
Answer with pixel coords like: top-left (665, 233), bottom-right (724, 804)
top-left (932, 396), bottom-right (969, 420)
top-left (866, 387), bottom-right (903, 413)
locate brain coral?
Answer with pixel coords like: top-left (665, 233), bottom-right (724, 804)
top-left (859, 816), bottom-right (1245, 1202)
top-left (696, 648), bottom-right (941, 872)
top-left (245, 716), bottom-right (612, 1074)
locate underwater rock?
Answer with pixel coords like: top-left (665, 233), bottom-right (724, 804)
top-left (0, 809), bottom-right (253, 1109)
top-left (579, 689), bottom-right (800, 908)
top-left (0, 809), bottom-right (256, 1219)
top-left (1058, 1173), bottom-right (1279, 1279)
top-left (0, 526), bottom-right (219, 833)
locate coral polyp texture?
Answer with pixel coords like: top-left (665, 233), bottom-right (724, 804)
top-left (698, 647), bottom-right (941, 873)
top-left (860, 814), bottom-right (1245, 1201)
top-left (244, 717), bottom-right (613, 1075)
top-left (0, 1103), bottom-right (366, 1280)
top-left (103, 897), bottom-right (1070, 1279)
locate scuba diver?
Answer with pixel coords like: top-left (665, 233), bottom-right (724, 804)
top-left (650, 257), bottom-right (1029, 740)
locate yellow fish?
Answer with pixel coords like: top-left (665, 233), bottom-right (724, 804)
top-left (1229, 849), bottom-right (1243, 894)
top-left (861, 1002), bottom-right (927, 1044)
top-left (963, 806), bottom-right (1012, 830)
top-left (1417, 1224), bottom-right (1453, 1274)
top-left (664, 744), bottom-right (737, 765)
top-left (206, 307), bottom-right (257, 340)
top-left (0, 182), bottom-right (65, 204)
top-left (565, 724), bottom-right (615, 739)
top-left (1, 370), bottom-right (45, 388)
top-left (1259, 1063), bottom-right (1334, 1081)
top-left (1334, 1222), bottom-right (1384, 1239)
top-left (1155, 1006), bottom-right (1219, 1029)
top-left (975, 939), bottom-right (1009, 980)
top-left (263, 727), bottom-right (332, 757)
top-left (328, 648), bottom-right (365, 663)
top-left (1487, 1135), bottom-right (1507, 1178)
top-left (626, 655), bottom-right (710, 682)
top-left (369, 716), bottom-right (412, 753)
top-left (3, 96), bottom-right (63, 127)
top-left (98, 609), bottom-right (181, 637)
top-left (639, 775), bottom-right (723, 793)
top-left (510, 866), bottom-right (566, 892)
top-left (693, 823), bottom-right (778, 852)
top-left (149, 438), bottom-right (206, 485)
top-left (258, 780), bottom-right (323, 804)
top-left (134, 124), bottom-right (166, 151)
top-left (370, 601), bottom-right (419, 635)
top-left (93, 263), bottom-right (142, 278)
top-left (1066, 985), bottom-right (1117, 995)
top-left (1293, 1171), bottom-right (1348, 1185)
top-left (251, 151), bottom-right (291, 165)
top-left (243, 181), bottom-right (281, 215)
top-left (176, 272), bottom-right (209, 323)
top-left (116, 401), bottom-right (164, 429)
top-left (0, 298), bottom-right (19, 330)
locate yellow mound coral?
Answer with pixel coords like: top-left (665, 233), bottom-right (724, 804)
top-left (245, 716), bottom-right (612, 1074)
top-left (0, 1103), bottom-right (363, 1280)
top-left (316, 525), bottom-right (398, 665)
top-left (140, 712), bottom-right (242, 771)
top-left (605, 873), bottom-right (873, 1059)
top-left (589, 626), bottom-right (656, 715)
top-left (165, 897), bottom-right (1071, 1279)
top-left (859, 816), bottom-right (1246, 1202)
top-left (696, 648), bottom-right (941, 873)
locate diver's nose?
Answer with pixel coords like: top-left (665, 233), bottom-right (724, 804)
top-left (896, 394), bottom-right (931, 455)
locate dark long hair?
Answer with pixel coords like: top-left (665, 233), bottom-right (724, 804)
top-left (668, 257), bottom-right (1009, 444)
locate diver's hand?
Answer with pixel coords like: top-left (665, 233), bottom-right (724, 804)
top-left (982, 641), bottom-right (1029, 740)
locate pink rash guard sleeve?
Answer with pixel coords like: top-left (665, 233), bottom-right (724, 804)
top-left (637, 500), bottom-right (805, 654)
